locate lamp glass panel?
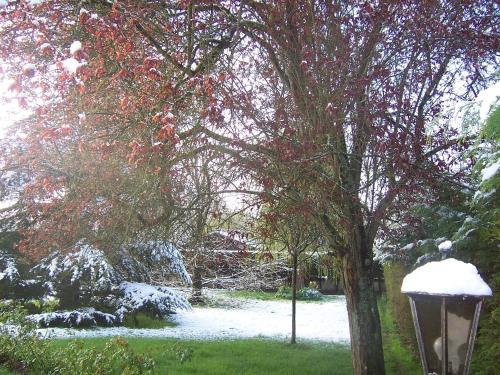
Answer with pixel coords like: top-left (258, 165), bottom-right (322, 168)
top-left (414, 297), bottom-right (442, 373)
top-left (444, 297), bottom-right (476, 375)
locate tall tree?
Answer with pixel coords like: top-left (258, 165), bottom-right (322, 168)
top-left (0, 0), bottom-right (235, 257)
top-left (199, 2), bottom-right (498, 373)
top-left (1, 1), bottom-right (498, 374)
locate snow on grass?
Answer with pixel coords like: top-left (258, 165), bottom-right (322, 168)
top-left (38, 290), bottom-right (350, 343)
top-left (401, 258), bottom-right (492, 296)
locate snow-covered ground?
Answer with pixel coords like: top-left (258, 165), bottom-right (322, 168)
top-left (38, 291), bottom-right (350, 343)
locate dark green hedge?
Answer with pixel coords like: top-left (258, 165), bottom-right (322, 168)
top-left (383, 262), bottom-right (417, 353)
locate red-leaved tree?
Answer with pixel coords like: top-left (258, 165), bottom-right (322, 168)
top-left (195, 2), bottom-right (497, 373)
top-left (0, 0), bottom-right (237, 257)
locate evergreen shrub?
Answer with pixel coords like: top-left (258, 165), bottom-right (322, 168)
top-left (275, 286), bottom-right (323, 300)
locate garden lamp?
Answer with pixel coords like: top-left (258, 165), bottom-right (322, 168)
top-left (401, 258), bottom-right (492, 375)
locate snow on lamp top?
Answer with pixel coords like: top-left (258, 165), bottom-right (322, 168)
top-left (401, 258), bottom-right (492, 297)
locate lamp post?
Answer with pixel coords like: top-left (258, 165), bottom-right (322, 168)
top-left (401, 258), bottom-right (492, 375)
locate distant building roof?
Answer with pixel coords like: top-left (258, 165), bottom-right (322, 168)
top-left (204, 230), bottom-right (258, 253)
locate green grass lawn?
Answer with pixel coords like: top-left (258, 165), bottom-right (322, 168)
top-left (378, 297), bottom-right (421, 375)
top-left (224, 289), bottom-right (342, 303)
top-left (224, 290), bottom-right (281, 301)
top-left (1, 324), bottom-right (420, 374)
top-left (49, 338), bottom-right (352, 375)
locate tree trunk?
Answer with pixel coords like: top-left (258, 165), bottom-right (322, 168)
top-left (190, 254), bottom-right (204, 304)
top-left (341, 241), bottom-right (385, 375)
top-left (291, 252), bottom-right (298, 344)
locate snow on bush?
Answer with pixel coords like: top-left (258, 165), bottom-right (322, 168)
top-left (115, 282), bottom-right (191, 320)
top-left (116, 248), bottom-right (150, 283)
top-left (482, 160), bottom-right (500, 182)
top-left (3, 239), bottom-right (192, 327)
top-left (32, 240), bottom-right (122, 302)
top-left (121, 241), bottom-right (192, 285)
top-left (0, 249), bottom-right (23, 299)
top-left (0, 249), bottom-right (19, 283)
top-left (28, 308), bottom-right (118, 328)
